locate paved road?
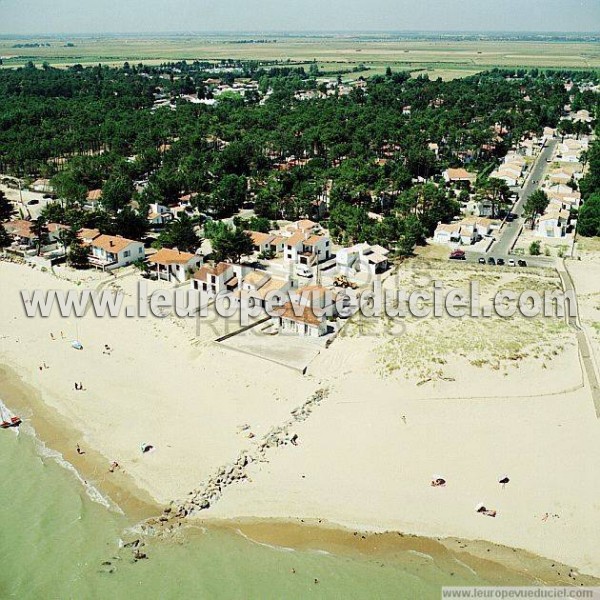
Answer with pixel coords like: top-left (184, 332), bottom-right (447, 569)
top-left (490, 139), bottom-right (558, 257)
top-left (557, 261), bottom-right (600, 418)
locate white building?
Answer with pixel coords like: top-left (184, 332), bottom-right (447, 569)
top-left (536, 209), bottom-right (570, 238)
top-left (336, 243), bottom-right (390, 276)
top-left (89, 235), bottom-right (145, 269)
top-left (433, 222), bottom-right (461, 244)
top-left (191, 262), bottom-right (250, 298)
top-left (147, 248), bottom-right (202, 283)
top-left (283, 231), bottom-right (331, 266)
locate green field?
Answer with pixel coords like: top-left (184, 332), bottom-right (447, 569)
top-left (1, 35), bottom-right (600, 80)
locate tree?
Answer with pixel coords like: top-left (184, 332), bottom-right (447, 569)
top-left (523, 189), bottom-right (549, 229)
top-left (577, 193), bottom-right (600, 238)
top-left (157, 213), bottom-right (200, 253)
top-left (68, 239), bottom-right (90, 269)
top-left (101, 176), bottom-right (134, 214)
top-left (51, 171), bottom-right (87, 206)
top-left (211, 226), bottom-right (254, 264)
top-left (476, 177), bottom-right (511, 218)
top-left (112, 207), bottom-right (148, 240)
top-left (0, 191), bottom-right (12, 221)
top-left (32, 217), bottom-right (50, 256)
top-left (57, 227), bottom-right (77, 253)
top-left (0, 223), bottom-right (10, 247)
top-left (529, 240), bottom-right (541, 256)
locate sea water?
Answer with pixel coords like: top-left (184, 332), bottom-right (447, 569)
top-left (0, 421), bottom-right (495, 599)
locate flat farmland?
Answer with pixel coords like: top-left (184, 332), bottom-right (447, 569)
top-left (1, 36), bottom-right (599, 79)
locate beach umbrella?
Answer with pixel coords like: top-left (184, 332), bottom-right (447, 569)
top-left (475, 502), bottom-right (486, 512)
top-left (498, 475), bottom-right (510, 484)
top-left (71, 340), bottom-right (83, 350)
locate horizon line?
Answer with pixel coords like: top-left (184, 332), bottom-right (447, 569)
top-left (1, 29), bottom-right (599, 38)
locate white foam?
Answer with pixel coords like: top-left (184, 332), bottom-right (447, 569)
top-left (0, 397), bottom-right (122, 514)
top-left (235, 528), bottom-right (296, 553)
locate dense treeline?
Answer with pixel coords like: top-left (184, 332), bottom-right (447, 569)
top-left (0, 63), bottom-right (598, 250)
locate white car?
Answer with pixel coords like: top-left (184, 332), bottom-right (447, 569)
top-left (508, 259), bottom-right (516, 267)
top-left (295, 264), bottom-right (313, 278)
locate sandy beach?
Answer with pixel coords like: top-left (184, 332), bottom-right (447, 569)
top-left (1, 257), bottom-right (599, 578)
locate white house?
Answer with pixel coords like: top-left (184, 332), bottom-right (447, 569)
top-left (443, 168), bottom-right (476, 185)
top-left (336, 243), bottom-right (390, 276)
top-left (89, 235), bottom-right (145, 269)
top-left (234, 271), bottom-right (291, 308)
top-left (433, 222), bottom-right (461, 244)
top-left (283, 231), bottom-right (331, 266)
top-left (536, 209), bottom-right (569, 238)
top-left (191, 262), bottom-right (250, 297)
top-left (246, 231), bottom-right (286, 255)
top-left (465, 198), bottom-right (494, 217)
top-left (148, 203), bottom-right (173, 227)
top-left (5, 219), bottom-right (69, 249)
top-left (30, 179), bottom-right (53, 193)
top-left (147, 248), bottom-right (202, 283)
top-left (273, 285), bottom-right (336, 338)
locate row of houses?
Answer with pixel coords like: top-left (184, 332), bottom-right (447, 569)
top-left (534, 133), bottom-right (589, 239)
top-left (190, 262), bottom-right (334, 337)
top-left (246, 219), bottom-right (331, 267)
top-left (489, 152), bottom-right (527, 187)
top-left (433, 216), bottom-right (499, 246)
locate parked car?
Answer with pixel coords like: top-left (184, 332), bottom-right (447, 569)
top-left (27, 199), bottom-right (39, 205)
top-left (449, 250), bottom-right (466, 261)
top-left (518, 259), bottom-right (528, 267)
top-left (497, 258), bottom-right (505, 266)
top-left (508, 259), bottom-right (516, 267)
top-left (487, 257), bottom-right (496, 265)
top-left (295, 264), bottom-right (314, 278)
top-left (478, 257), bottom-right (486, 265)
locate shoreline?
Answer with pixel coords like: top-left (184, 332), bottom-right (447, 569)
top-left (0, 364), bottom-right (160, 523)
top-left (1, 363), bottom-right (599, 588)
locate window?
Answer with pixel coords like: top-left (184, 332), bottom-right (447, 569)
top-left (124, 250), bottom-right (131, 258)
top-left (138, 247), bottom-right (143, 254)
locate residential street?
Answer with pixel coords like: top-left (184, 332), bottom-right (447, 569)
top-left (490, 139), bottom-right (558, 257)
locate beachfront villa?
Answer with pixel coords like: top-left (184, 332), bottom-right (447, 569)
top-left (271, 285), bottom-right (337, 337)
top-left (191, 262), bottom-right (251, 298)
top-left (88, 235), bottom-right (145, 269)
top-left (234, 270), bottom-right (291, 308)
top-left (147, 248), bottom-right (203, 283)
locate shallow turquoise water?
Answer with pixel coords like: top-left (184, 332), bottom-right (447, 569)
top-left (0, 421), bottom-right (489, 599)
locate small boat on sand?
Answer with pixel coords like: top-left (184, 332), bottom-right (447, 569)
top-left (0, 408), bottom-right (21, 429)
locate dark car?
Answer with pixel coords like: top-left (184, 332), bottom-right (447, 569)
top-left (27, 199), bottom-right (39, 205)
top-left (518, 259), bottom-right (528, 267)
top-left (497, 258), bottom-right (505, 266)
top-left (487, 257), bottom-right (496, 265)
top-left (478, 257), bottom-right (486, 264)
top-left (506, 214), bottom-right (515, 222)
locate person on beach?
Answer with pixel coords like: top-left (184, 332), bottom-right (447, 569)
top-left (109, 461), bottom-right (120, 473)
top-left (476, 505), bottom-right (497, 517)
top-left (76, 444), bottom-right (85, 455)
top-left (50, 333), bottom-right (55, 340)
